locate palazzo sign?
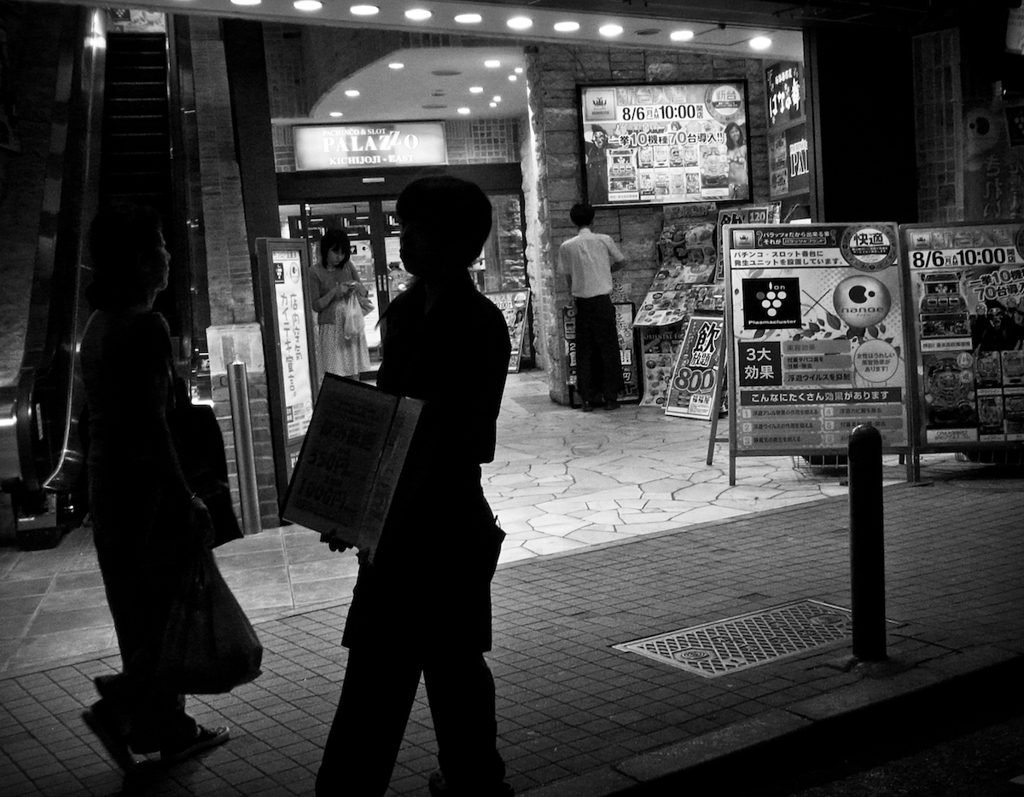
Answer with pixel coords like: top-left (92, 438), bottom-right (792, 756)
top-left (293, 122), bottom-right (447, 171)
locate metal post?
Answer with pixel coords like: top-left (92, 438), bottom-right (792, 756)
top-left (227, 361), bottom-right (261, 536)
top-left (848, 423), bottom-right (886, 661)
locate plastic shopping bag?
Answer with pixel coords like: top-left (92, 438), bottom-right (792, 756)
top-left (157, 547), bottom-right (263, 694)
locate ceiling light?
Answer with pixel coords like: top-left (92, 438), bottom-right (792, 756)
top-left (507, 16), bottom-right (532, 30)
top-left (490, 102), bottom-right (497, 108)
top-left (470, 86), bottom-right (484, 93)
top-left (458, 107), bottom-right (471, 115)
top-left (553, 21), bottom-right (579, 33)
top-left (599, 24), bottom-right (624, 37)
top-left (345, 89), bottom-right (361, 97)
top-left (750, 36), bottom-right (772, 50)
top-left (670, 29), bottom-right (695, 42)
top-left (515, 67), bottom-right (523, 74)
top-left (484, 59), bottom-right (501, 68)
top-left (349, 4), bottom-right (378, 14)
top-left (454, 13), bottom-right (481, 24)
top-left (329, 111), bottom-right (343, 117)
top-left (493, 95), bottom-right (501, 102)
top-left (389, 62), bottom-right (404, 69)
top-left (293, 0), bottom-right (321, 10)
top-left (230, 0), bottom-right (261, 6)
top-left (405, 8), bottom-right (432, 21)
top-left (508, 75), bottom-right (517, 82)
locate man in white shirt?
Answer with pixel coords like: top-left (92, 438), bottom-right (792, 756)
top-left (558, 203), bottom-right (626, 411)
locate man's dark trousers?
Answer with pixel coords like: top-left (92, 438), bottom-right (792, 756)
top-left (574, 294), bottom-right (622, 405)
top-left (316, 645), bottom-right (506, 796)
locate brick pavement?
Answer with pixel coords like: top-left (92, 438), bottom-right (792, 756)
top-left (1, 476), bottom-right (1021, 796)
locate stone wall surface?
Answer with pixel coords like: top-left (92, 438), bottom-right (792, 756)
top-left (524, 43), bottom-right (772, 403)
top-left (191, 17), bottom-right (278, 528)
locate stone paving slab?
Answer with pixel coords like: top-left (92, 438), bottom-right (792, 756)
top-left (0, 479), bottom-right (1022, 796)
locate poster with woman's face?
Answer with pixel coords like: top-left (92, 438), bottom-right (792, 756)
top-left (579, 82), bottom-right (751, 207)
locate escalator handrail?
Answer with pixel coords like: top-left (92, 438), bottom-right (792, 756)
top-left (13, 8), bottom-right (106, 496)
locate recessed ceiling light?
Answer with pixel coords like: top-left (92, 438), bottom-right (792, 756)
top-left (508, 75), bottom-right (517, 82)
top-left (553, 21), bottom-right (579, 33)
top-left (599, 24), bottom-right (624, 37)
top-left (329, 111), bottom-right (343, 118)
top-left (670, 29), bottom-right (695, 42)
top-left (405, 8), bottom-right (432, 21)
top-left (230, 0), bottom-right (261, 6)
top-left (514, 67), bottom-right (523, 74)
top-left (294, 0), bottom-right (320, 9)
top-left (490, 102), bottom-right (497, 108)
top-left (454, 13), bottom-right (481, 24)
top-left (484, 60), bottom-right (501, 68)
top-left (750, 36), bottom-right (772, 50)
top-left (349, 4), bottom-right (378, 14)
top-left (345, 89), bottom-right (360, 97)
top-left (389, 62), bottom-right (404, 70)
top-left (493, 95), bottom-right (502, 102)
top-left (507, 16), bottom-right (532, 30)
top-left (470, 86), bottom-right (483, 93)
top-left (458, 107), bottom-right (471, 115)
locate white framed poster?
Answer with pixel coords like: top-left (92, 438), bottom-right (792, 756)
top-left (901, 220), bottom-right (1024, 448)
top-left (723, 223), bottom-right (912, 481)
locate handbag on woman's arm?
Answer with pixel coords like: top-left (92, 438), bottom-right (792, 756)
top-left (168, 402), bottom-right (243, 548)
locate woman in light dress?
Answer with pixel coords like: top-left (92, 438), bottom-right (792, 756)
top-left (309, 229), bottom-right (372, 384)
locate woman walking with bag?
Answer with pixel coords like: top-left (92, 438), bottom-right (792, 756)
top-left (309, 228), bottom-right (373, 384)
top-left (80, 203), bottom-right (230, 770)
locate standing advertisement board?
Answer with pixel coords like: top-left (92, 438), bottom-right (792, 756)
top-left (901, 220), bottom-right (1024, 449)
top-left (563, 303), bottom-right (639, 405)
top-left (664, 315), bottom-right (725, 419)
top-left (255, 239), bottom-right (318, 500)
top-left (485, 289), bottom-right (531, 373)
top-left (723, 223), bottom-right (912, 484)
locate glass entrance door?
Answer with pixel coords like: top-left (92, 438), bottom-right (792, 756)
top-left (277, 189), bottom-right (532, 377)
top-left (278, 199), bottom-right (402, 376)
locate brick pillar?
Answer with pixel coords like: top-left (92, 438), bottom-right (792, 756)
top-left (190, 18), bottom-right (279, 529)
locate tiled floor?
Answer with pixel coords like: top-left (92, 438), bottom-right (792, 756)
top-left (0, 472), bottom-right (1020, 797)
top-left (0, 369), bottom-right (989, 674)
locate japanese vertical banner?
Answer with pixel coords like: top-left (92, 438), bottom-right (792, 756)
top-left (723, 223), bottom-right (911, 454)
top-left (272, 247), bottom-right (315, 442)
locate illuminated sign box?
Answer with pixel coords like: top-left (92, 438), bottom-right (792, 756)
top-left (293, 122), bottom-right (448, 171)
top-left (577, 81), bottom-right (752, 207)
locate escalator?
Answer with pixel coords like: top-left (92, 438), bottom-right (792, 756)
top-left (0, 10), bottom-right (190, 549)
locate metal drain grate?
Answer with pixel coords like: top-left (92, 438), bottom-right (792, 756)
top-left (613, 600), bottom-right (855, 678)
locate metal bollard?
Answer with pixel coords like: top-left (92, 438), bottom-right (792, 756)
top-left (848, 423), bottom-right (886, 661)
top-left (227, 361), bottom-right (261, 536)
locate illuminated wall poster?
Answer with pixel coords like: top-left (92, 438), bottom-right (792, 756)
top-left (901, 220), bottom-right (1024, 448)
top-left (578, 81), bottom-right (751, 207)
top-left (724, 223), bottom-right (911, 453)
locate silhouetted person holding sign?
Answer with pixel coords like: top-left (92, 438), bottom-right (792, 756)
top-left (316, 176), bottom-right (513, 797)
